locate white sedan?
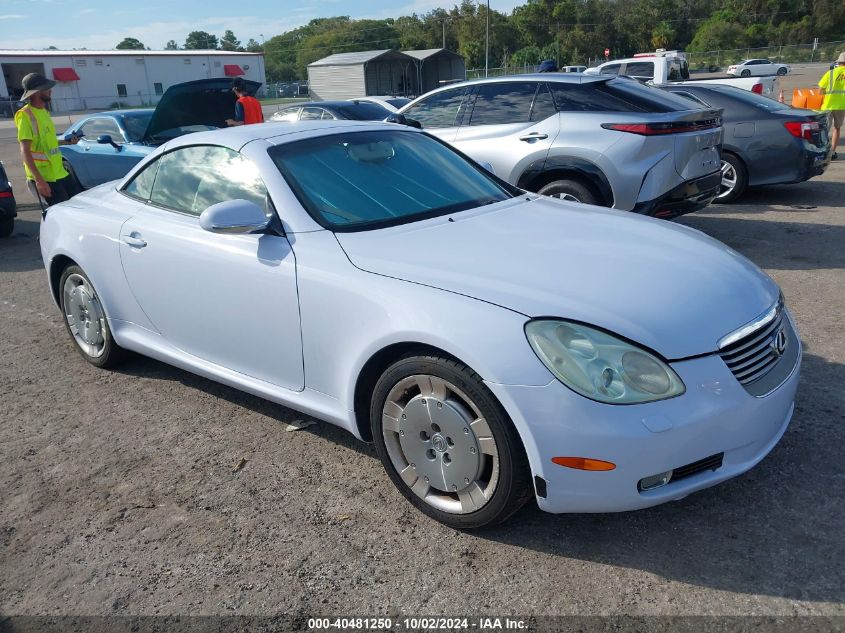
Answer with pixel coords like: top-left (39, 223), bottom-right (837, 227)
top-left (40, 121), bottom-right (801, 529)
top-left (727, 59), bottom-right (791, 77)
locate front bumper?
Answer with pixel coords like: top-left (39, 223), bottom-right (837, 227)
top-left (631, 170), bottom-right (720, 219)
top-left (485, 340), bottom-right (800, 514)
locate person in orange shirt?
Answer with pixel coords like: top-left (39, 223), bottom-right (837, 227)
top-left (226, 78), bottom-right (264, 126)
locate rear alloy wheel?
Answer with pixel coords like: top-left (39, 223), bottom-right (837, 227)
top-left (714, 153), bottom-right (748, 204)
top-left (741, 69), bottom-right (751, 77)
top-left (59, 265), bottom-right (124, 367)
top-left (371, 355), bottom-right (532, 529)
top-left (776, 67), bottom-right (788, 76)
top-left (537, 179), bottom-right (600, 205)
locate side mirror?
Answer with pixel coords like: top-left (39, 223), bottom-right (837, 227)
top-left (97, 134), bottom-right (122, 151)
top-left (199, 199), bottom-right (270, 235)
top-left (385, 113), bottom-right (422, 129)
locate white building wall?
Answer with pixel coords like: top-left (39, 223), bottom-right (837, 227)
top-left (1, 51), bottom-right (266, 114)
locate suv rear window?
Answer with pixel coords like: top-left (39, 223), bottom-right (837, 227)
top-left (550, 78), bottom-right (699, 112)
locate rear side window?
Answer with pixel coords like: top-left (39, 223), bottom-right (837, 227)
top-left (624, 61), bottom-right (654, 78)
top-left (403, 88), bottom-right (466, 129)
top-left (468, 82), bottom-right (537, 126)
top-left (599, 64), bottom-right (622, 76)
top-left (333, 103), bottom-right (391, 120)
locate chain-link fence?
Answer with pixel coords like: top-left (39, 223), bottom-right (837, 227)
top-left (467, 40), bottom-right (845, 78)
top-left (679, 40), bottom-right (844, 71)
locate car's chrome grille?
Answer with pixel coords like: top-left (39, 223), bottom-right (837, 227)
top-left (719, 307), bottom-right (785, 386)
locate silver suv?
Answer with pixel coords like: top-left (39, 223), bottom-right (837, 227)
top-left (397, 74), bottom-right (723, 218)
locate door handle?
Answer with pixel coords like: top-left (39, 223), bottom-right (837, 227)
top-left (122, 233), bottom-right (147, 248)
top-left (519, 132), bottom-right (548, 142)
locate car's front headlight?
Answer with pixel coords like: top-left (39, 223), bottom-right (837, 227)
top-left (525, 320), bottom-right (685, 404)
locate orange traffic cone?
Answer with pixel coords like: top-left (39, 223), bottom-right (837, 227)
top-left (778, 89), bottom-right (785, 103)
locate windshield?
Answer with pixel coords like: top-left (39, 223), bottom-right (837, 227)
top-left (269, 130), bottom-right (516, 231)
top-left (120, 112), bottom-right (153, 142)
top-left (335, 103), bottom-right (393, 120)
top-left (386, 98), bottom-right (411, 108)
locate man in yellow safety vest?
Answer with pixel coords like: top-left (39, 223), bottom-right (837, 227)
top-left (14, 72), bottom-right (80, 207)
top-left (819, 52), bottom-right (845, 160)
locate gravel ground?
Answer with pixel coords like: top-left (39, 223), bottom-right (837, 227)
top-left (0, 148), bottom-right (843, 622)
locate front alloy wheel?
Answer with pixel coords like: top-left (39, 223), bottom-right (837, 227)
top-left (371, 355), bottom-right (531, 529)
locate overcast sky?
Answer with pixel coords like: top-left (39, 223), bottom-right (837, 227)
top-left (0, 0), bottom-right (523, 51)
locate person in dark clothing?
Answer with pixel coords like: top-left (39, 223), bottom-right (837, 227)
top-left (538, 59), bottom-right (559, 72)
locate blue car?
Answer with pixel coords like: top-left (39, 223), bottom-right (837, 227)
top-left (59, 78), bottom-right (260, 189)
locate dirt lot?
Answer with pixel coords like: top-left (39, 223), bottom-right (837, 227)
top-left (0, 136), bottom-right (843, 624)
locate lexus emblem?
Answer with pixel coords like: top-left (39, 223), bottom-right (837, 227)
top-left (772, 328), bottom-right (787, 357)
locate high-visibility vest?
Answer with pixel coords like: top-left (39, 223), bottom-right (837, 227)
top-left (14, 104), bottom-right (67, 182)
top-left (238, 96), bottom-right (264, 124)
top-left (819, 66), bottom-right (845, 111)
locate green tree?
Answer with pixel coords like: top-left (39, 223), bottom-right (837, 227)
top-left (220, 30), bottom-right (241, 51)
top-left (184, 31), bottom-right (218, 50)
top-left (116, 37), bottom-right (145, 50)
top-left (245, 38), bottom-right (263, 52)
top-left (165, 40), bottom-right (179, 50)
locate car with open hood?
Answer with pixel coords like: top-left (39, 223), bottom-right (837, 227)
top-left (40, 121), bottom-right (801, 529)
top-left (58, 78), bottom-right (261, 189)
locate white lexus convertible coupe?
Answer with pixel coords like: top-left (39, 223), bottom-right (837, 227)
top-left (40, 121), bottom-right (801, 529)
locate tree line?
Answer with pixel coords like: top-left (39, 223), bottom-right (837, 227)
top-left (116, 0), bottom-right (845, 81)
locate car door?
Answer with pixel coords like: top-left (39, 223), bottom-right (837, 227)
top-left (75, 117), bottom-right (142, 185)
top-left (400, 86), bottom-right (469, 143)
top-left (118, 144), bottom-right (304, 391)
top-left (452, 81), bottom-right (560, 184)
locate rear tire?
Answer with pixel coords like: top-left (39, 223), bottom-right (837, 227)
top-left (370, 354), bottom-right (532, 529)
top-left (714, 153), bottom-right (748, 204)
top-left (0, 216), bottom-right (12, 238)
top-left (58, 265), bottom-right (125, 368)
top-left (740, 69), bottom-right (751, 78)
top-left (538, 178), bottom-right (600, 205)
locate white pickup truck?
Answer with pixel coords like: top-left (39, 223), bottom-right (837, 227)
top-left (585, 50), bottom-right (781, 96)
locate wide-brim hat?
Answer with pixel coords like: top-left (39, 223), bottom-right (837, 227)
top-left (21, 72), bottom-right (56, 100)
top-left (837, 51), bottom-right (845, 64)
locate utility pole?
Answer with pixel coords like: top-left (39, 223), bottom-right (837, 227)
top-left (442, 21), bottom-right (446, 49)
top-left (485, 0), bottom-right (490, 77)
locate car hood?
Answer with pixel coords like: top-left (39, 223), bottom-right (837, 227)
top-left (143, 78), bottom-right (261, 142)
top-left (335, 197), bottom-right (779, 360)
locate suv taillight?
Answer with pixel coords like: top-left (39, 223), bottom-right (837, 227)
top-left (784, 120), bottom-right (820, 141)
top-left (601, 119), bottom-right (721, 135)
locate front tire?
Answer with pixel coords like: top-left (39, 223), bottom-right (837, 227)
top-left (776, 67), bottom-right (787, 76)
top-left (714, 153), bottom-right (748, 203)
top-left (538, 178), bottom-right (600, 205)
top-left (370, 354), bottom-right (532, 529)
top-left (59, 265), bottom-right (125, 367)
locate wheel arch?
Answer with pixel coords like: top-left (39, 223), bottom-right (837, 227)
top-left (49, 254), bottom-right (78, 308)
top-left (517, 157), bottom-right (615, 207)
top-left (353, 342), bottom-right (467, 442)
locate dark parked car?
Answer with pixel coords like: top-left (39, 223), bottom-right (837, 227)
top-left (0, 161), bottom-right (16, 238)
top-left (270, 100), bottom-right (393, 122)
top-left (662, 83), bottom-right (831, 202)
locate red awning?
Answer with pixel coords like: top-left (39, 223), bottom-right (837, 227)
top-left (52, 67), bottom-right (80, 81)
top-left (224, 64), bottom-right (245, 77)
